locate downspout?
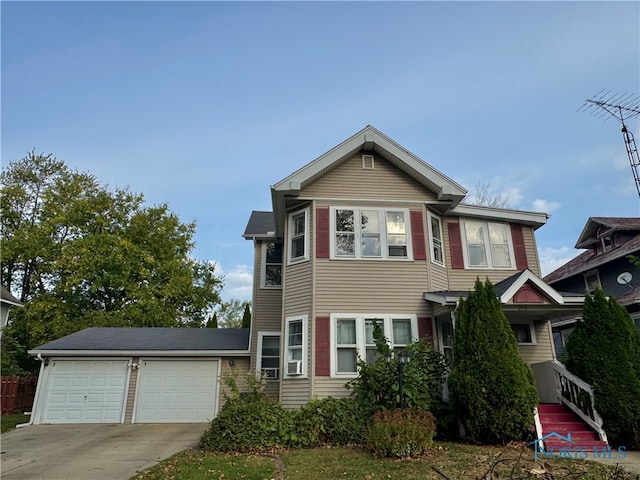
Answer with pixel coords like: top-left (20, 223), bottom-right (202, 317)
top-left (16, 354), bottom-right (47, 427)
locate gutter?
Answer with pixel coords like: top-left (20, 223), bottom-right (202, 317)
top-left (28, 349), bottom-right (251, 357)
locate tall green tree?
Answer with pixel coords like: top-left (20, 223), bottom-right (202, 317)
top-left (241, 303), bottom-right (251, 329)
top-left (1, 151), bottom-right (223, 373)
top-left (448, 278), bottom-right (538, 444)
top-left (565, 288), bottom-right (640, 448)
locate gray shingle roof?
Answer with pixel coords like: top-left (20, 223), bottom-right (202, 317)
top-left (243, 211), bottom-right (276, 239)
top-left (31, 327), bottom-right (250, 353)
top-left (1, 285), bottom-right (22, 306)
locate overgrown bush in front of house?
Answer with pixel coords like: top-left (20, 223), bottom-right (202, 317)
top-left (200, 391), bottom-right (294, 452)
top-left (346, 321), bottom-right (446, 414)
top-left (364, 408), bottom-right (437, 458)
top-left (447, 278), bottom-right (539, 444)
top-left (200, 368), bottom-right (294, 452)
top-left (292, 396), bottom-right (369, 447)
top-left (565, 288), bottom-right (640, 449)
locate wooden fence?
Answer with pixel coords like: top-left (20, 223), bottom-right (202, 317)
top-left (1, 376), bottom-right (38, 415)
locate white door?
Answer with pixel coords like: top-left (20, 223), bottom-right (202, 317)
top-left (41, 359), bottom-right (129, 423)
top-left (134, 359), bottom-right (218, 423)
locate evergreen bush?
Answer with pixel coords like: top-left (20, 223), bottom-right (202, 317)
top-left (448, 278), bottom-right (538, 444)
top-left (565, 288), bottom-right (640, 448)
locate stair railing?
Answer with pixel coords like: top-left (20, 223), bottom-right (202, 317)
top-left (550, 359), bottom-right (608, 444)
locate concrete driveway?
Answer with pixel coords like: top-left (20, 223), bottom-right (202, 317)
top-left (0, 423), bottom-right (209, 480)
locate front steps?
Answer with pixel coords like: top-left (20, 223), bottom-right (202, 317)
top-left (537, 403), bottom-right (608, 451)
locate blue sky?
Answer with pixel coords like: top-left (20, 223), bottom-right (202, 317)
top-left (2, 1), bottom-right (639, 302)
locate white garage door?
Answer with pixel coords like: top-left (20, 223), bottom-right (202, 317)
top-left (41, 359), bottom-right (129, 424)
top-left (134, 359), bottom-right (218, 423)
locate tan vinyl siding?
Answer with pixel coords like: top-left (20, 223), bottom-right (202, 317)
top-left (124, 357), bottom-right (139, 423)
top-left (280, 378), bottom-right (311, 408)
top-left (250, 241), bottom-right (283, 374)
top-left (263, 381), bottom-right (280, 401)
top-left (516, 321), bottom-right (555, 365)
top-left (218, 357), bottom-right (250, 411)
top-left (429, 261), bottom-right (449, 292)
top-left (301, 154), bottom-right (437, 202)
top-left (522, 226), bottom-right (542, 276)
top-left (314, 260), bottom-right (431, 315)
top-left (314, 378), bottom-right (352, 399)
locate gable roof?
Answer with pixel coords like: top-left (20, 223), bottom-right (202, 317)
top-left (270, 125), bottom-right (468, 234)
top-left (243, 211), bottom-right (276, 240)
top-left (424, 269), bottom-right (584, 307)
top-left (29, 327), bottom-right (250, 356)
top-left (1, 285), bottom-right (22, 307)
top-left (575, 217), bottom-right (640, 249)
top-left (544, 217), bottom-right (640, 284)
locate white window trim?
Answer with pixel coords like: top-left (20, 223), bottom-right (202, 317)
top-left (329, 313), bottom-right (417, 378)
top-left (583, 269), bottom-right (601, 292)
top-left (510, 321), bottom-right (537, 345)
top-left (287, 208), bottom-right (310, 265)
top-left (257, 331), bottom-right (281, 380)
top-left (329, 207), bottom-right (413, 260)
top-left (260, 241), bottom-right (283, 289)
top-left (460, 219), bottom-right (516, 270)
top-left (428, 212), bottom-right (445, 267)
top-left (284, 315), bottom-right (308, 378)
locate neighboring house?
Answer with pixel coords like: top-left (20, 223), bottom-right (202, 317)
top-left (243, 125), bottom-right (587, 409)
top-left (1, 285), bottom-right (22, 336)
top-left (28, 327), bottom-right (249, 424)
top-left (544, 217), bottom-right (640, 356)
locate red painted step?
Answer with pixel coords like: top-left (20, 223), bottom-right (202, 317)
top-left (536, 403), bottom-right (607, 451)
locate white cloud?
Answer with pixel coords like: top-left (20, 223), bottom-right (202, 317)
top-left (538, 246), bottom-right (579, 277)
top-left (211, 260), bottom-right (253, 302)
top-left (531, 198), bottom-right (560, 213)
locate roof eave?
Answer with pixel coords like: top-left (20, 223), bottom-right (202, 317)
top-left (450, 204), bottom-right (549, 229)
top-left (29, 349), bottom-right (251, 357)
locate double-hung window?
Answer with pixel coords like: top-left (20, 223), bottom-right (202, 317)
top-left (288, 209), bottom-right (308, 264)
top-left (284, 316), bottom-right (307, 376)
top-left (428, 213), bottom-right (444, 265)
top-left (331, 314), bottom-right (417, 376)
top-left (462, 220), bottom-right (514, 269)
top-left (258, 332), bottom-right (281, 379)
top-left (262, 241), bottom-right (283, 287)
top-left (331, 207), bottom-right (410, 259)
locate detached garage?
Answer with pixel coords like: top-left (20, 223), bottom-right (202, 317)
top-left (29, 327), bottom-right (250, 424)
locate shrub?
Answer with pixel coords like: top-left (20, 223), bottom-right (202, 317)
top-left (293, 397), bottom-right (369, 447)
top-left (365, 408), bottom-right (436, 458)
top-left (565, 288), bottom-right (640, 448)
top-left (448, 278), bottom-right (538, 444)
top-left (200, 394), bottom-right (294, 452)
top-left (347, 321), bottom-right (446, 413)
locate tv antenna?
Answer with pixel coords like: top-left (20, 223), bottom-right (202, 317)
top-left (579, 90), bottom-right (640, 198)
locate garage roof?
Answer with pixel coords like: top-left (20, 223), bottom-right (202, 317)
top-left (30, 327), bottom-right (250, 356)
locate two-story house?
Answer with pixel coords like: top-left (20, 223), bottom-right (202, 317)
top-left (243, 125), bottom-right (587, 409)
top-left (544, 217), bottom-right (640, 356)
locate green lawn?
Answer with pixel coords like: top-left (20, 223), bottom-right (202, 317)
top-left (131, 442), bottom-right (635, 480)
top-left (1, 413), bottom-right (31, 433)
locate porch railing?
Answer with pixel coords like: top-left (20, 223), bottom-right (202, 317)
top-left (550, 359), bottom-right (608, 444)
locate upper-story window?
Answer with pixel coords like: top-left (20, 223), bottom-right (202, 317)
top-left (288, 209), bottom-right (309, 264)
top-left (261, 242), bottom-right (283, 288)
top-left (461, 220), bottom-right (514, 269)
top-left (596, 227), bottom-right (620, 254)
top-left (583, 269), bottom-right (601, 292)
top-left (331, 207), bottom-right (410, 260)
top-left (428, 213), bottom-right (444, 266)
